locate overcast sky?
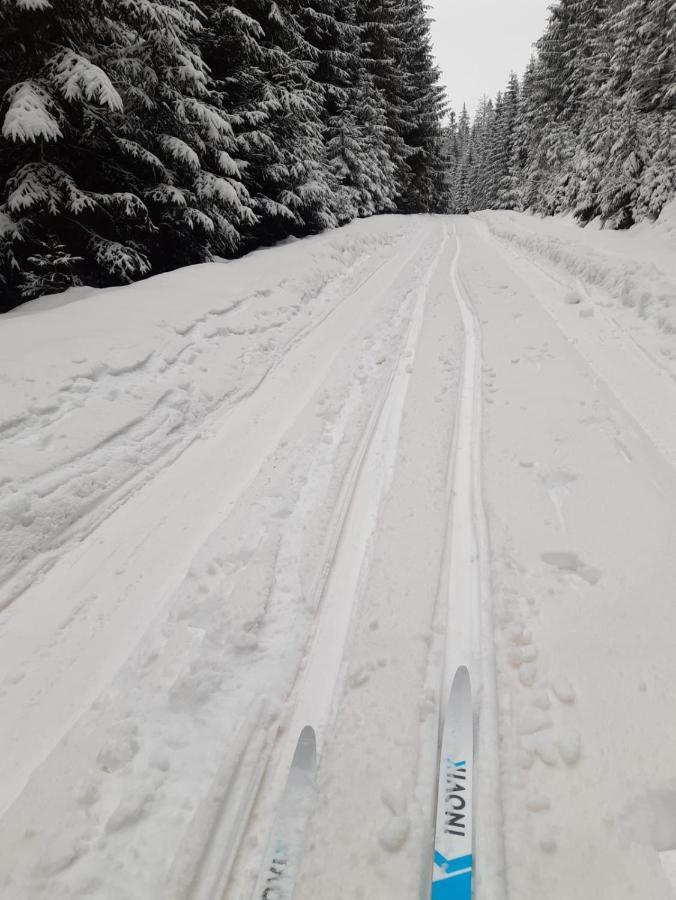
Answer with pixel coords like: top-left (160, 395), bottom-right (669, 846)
top-left (427, 0), bottom-right (551, 118)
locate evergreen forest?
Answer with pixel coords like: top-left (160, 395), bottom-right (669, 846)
top-left (446, 0), bottom-right (676, 227)
top-left (1, 0), bottom-right (674, 308)
top-left (0, 0), bottom-right (446, 305)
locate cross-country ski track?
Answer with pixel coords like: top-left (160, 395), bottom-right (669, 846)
top-left (1, 213), bottom-right (676, 900)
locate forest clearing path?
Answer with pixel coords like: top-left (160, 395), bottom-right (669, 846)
top-left (0, 215), bottom-right (675, 900)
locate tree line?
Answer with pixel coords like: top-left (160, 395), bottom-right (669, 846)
top-left (446, 0), bottom-right (675, 228)
top-left (0, 0), bottom-right (446, 308)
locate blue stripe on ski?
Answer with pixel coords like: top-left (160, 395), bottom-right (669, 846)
top-left (452, 760), bottom-right (466, 768)
top-left (431, 870), bottom-right (472, 899)
top-left (433, 852), bottom-right (472, 875)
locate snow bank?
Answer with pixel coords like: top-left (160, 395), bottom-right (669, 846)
top-left (475, 210), bottom-right (676, 338)
top-left (652, 197), bottom-right (676, 239)
top-left (0, 216), bottom-right (411, 606)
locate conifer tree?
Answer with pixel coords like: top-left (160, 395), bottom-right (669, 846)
top-left (446, 0), bottom-right (675, 226)
top-left (0, 0), bottom-right (252, 303)
top-left (494, 73), bottom-right (520, 208)
top-left (307, 0), bottom-right (397, 220)
top-left (1, 0), bottom-right (448, 306)
top-left (205, 0), bottom-right (337, 243)
top-left (396, 0), bottom-right (448, 212)
top-left (356, 0), bottom-right (412, 204)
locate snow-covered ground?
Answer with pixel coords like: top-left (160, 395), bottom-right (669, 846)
top-left (1, 211), bottom-right (675, 900)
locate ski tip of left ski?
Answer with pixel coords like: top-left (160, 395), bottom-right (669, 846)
top-left (292, 725), bottom-right (316, 772)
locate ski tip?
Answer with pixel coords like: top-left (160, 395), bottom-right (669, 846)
top-left (453, 665), bottom-right (471, 690)
top-left (449, 665), bottom-right (472, 707)
top-left (291, 725), bottom-right (316, 772)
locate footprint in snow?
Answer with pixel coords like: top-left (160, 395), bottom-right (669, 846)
top-left (541, 470), bottom-right (577, 490)
top-left (618, 788), bottom-right (676, 852)
top-left (379, 788), bottom-right (410, 853)
top-left (540, 551), bottom-right (601, 585)
top-left (96, 722), bottom-right (140, 773)
top-left (105, 790), bottom-right (156, 834)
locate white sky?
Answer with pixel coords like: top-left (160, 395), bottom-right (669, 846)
top-left (427, 0), bottom-right (551, 118)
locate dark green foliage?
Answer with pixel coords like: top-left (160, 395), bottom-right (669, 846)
top-left (0, 0), bottom-right (253, 308)
top-left (0, 0), bottom-right (447, 309)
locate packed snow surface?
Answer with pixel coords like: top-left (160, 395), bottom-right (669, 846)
top-left (1, 212), bottom-right (676, 900)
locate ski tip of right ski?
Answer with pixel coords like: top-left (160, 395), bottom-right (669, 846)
top-left (291, 725), bottom-right (316, 771)
top-left (450, 665), bottom-right (471, 700)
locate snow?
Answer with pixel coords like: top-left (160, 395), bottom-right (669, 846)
top-left (466, 211), bottom-right (676, 899)
top-left (2, 82), bottom-right (62, 143)
top-left (0, 218), bottom-right (410, 605)
top-left (51, 50), bottom-right (123, 111)
top-left (2, 212), bottom-right (676, 900)
top-left (475, 210), bottom-right (676, 339)
top-left (160, 134), bottom-right (200, 169)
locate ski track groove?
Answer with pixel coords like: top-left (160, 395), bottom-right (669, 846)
top-left (443, 225), bottom-right (507, 900)
top-left (183, 705), bottom-right (277, 900)
top-left (0, 234), bottom-right (408, 611)
top-left (219, 222), bottom-right (509, 900)
top-left (225, 225), bottom-right (447, 899)
top-left (169, 224), bottom-right (444, 900)
top-left (0, 223), bottom-right (432, 821)
top-left (3, 215), bottom-right (676, 900)
top-left (487, 227), bottom-right (676, 473)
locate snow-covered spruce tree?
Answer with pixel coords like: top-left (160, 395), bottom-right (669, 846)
top-left (0, 0), bottom-right (253, 305)
top-left (308, 0), bottom-right (399, 221)
top-left (449, 0), bottom-right (675, 226)
top-left (624, 0), bottom-right (676, 220)
top-left (482, 91), bottom-right (504, 209)
top-left (449, 103), bottom-right (471, 212)
top-left (356, 0), bottom-right (411, 206)
top-left (493, 73), bottom-right (520, 209)
top-left (470, 98), bottom-right (495, 211)
top-left (440, 112), bottom-right (458, 212)
top-left (634, 115), bottom-right (676, 221)
top-left (602, 0), bottom-right (676, 225)
top-left (395, 0), bottom-right (448, 212)
top-left (200, 0), bottom-right (337, 246)
top-left (509, 59), bottom-right (536, 211)
top-left (598, 98), bottom-right (648, 228)
top-left (448, 81), bottom-right (521, 215)
top-left (565, 0), bottom-right (613, 221)
top-left (612, 0), bottom-right (675, 115)
top-left (302, 0), bottom-right (358, 222)
top-left (526, 3), bottom-right (581, 215)
top-left (325, 81), bottom-right (399, 221)
top-left (357, 0), bottom-right (449, 211)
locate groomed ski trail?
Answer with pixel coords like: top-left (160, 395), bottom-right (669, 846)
top-left (223, 227), bottom-right (450, 899)
top-left (459, 215), bottom-right (676, 900)
top-left (442, 226), bottom-right (506, 899)
top-left (0, 218), bottom-right (450, 900)
top-left (264, 227), bottom-right (448, 772)
top-left (4, 213), bottom-right (676, 900)
top-left (280, 221), bottom-right (502, 900)
top-left (0, 222), bottom-right (434, 823)
top-left (165, 224), bottom-right (449, 900)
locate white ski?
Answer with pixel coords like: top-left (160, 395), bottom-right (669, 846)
top-left (252, 725), bottom-right (317, 900)
top-left (430, 666), bottom-right (473, 900)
